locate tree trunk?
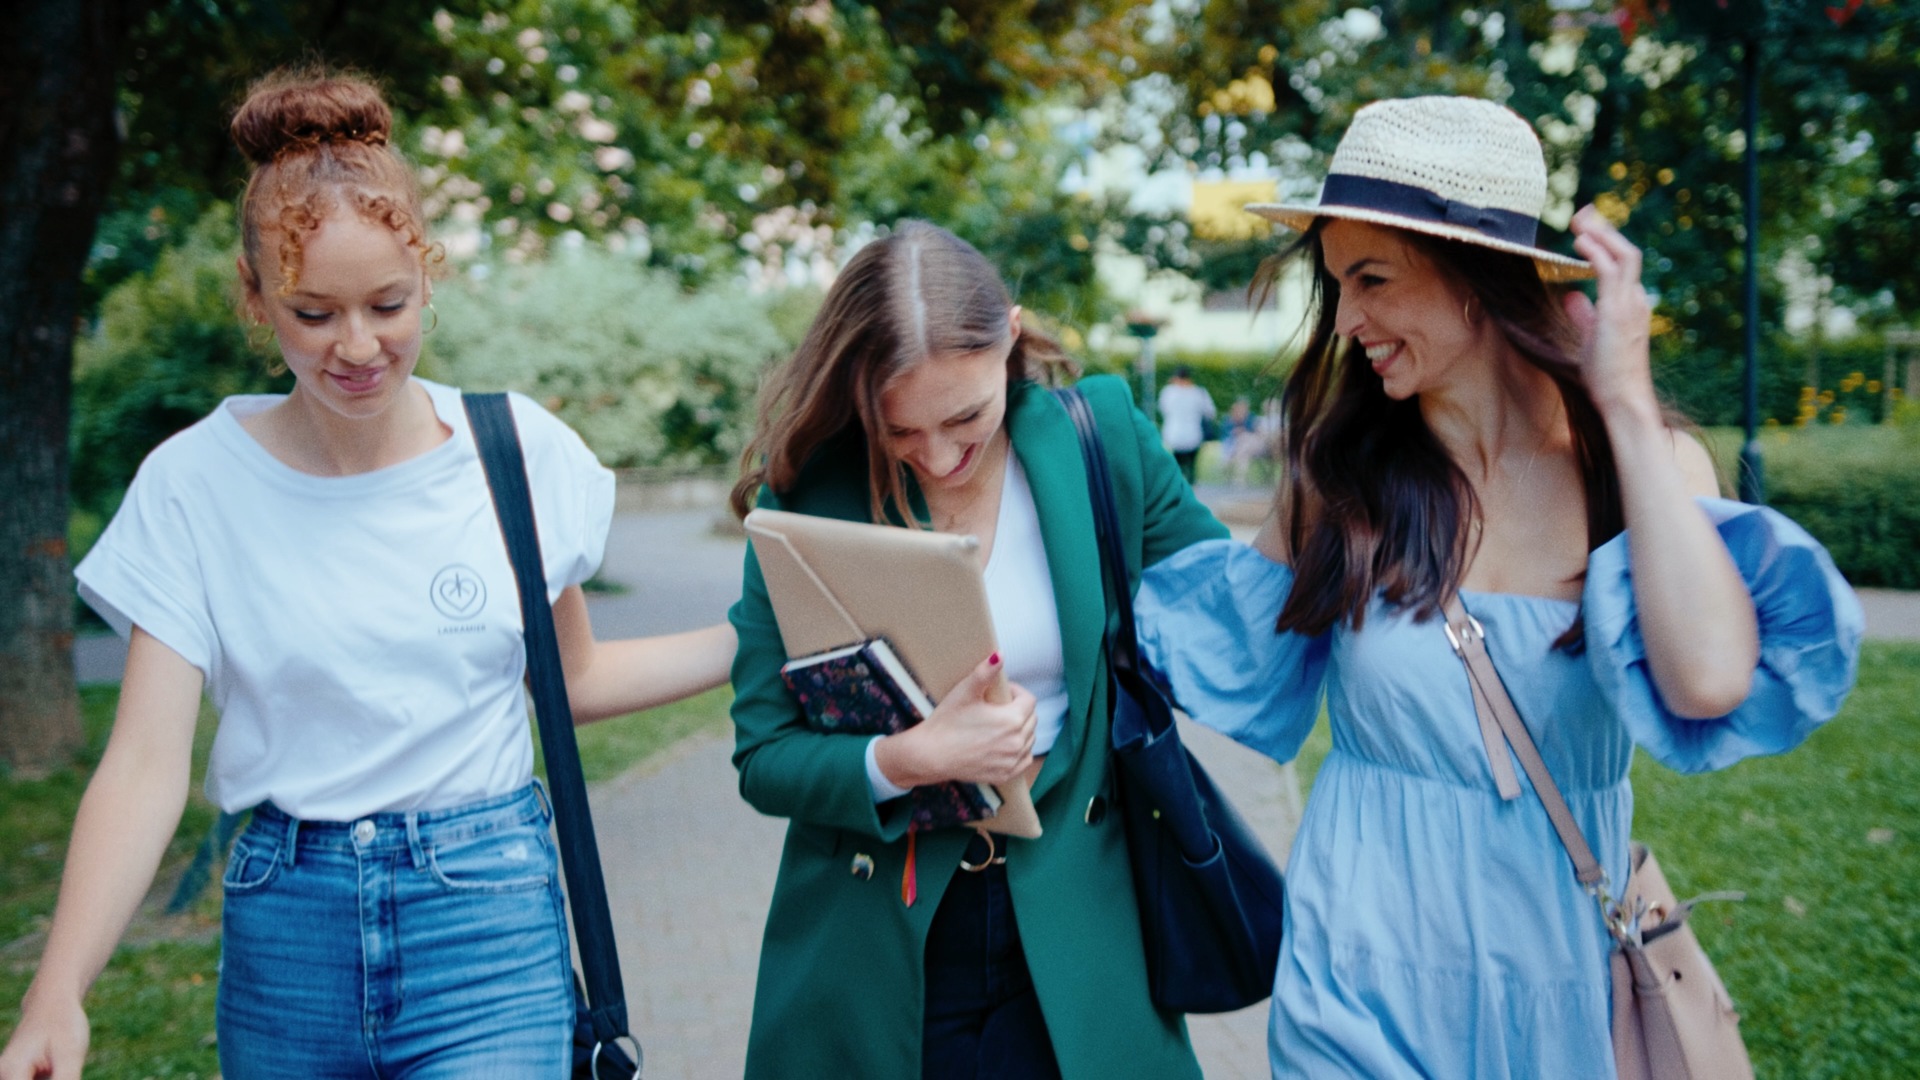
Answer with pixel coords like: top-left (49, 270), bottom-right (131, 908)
top-left (0, 2), bottom-right (128, 773)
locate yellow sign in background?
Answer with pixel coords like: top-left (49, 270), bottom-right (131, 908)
top-left (1190, 180), bottom-right (1279, 242)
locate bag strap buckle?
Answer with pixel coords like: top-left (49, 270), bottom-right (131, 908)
top-left (1443, 612), bottom-right (1487, 656)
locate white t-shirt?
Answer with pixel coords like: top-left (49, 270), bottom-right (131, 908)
top-left (1157, 381), bottom-right (1217, 453)
top-left (866, 451), bottom-right (1068, 800)
top-left (75, 379), bottom-right (615, 821)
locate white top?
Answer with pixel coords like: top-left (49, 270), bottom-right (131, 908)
top-left (75, 379), bottom-right (615, 821)
top-left (865, 451), bottom-right (1067, 801)
top-left (1157, 382), bottom-right (1217, 452)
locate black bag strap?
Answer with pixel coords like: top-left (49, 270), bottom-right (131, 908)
top-left (1055, 387), bottom-right (1216, 859)
top-left (1053, 388), bottom-right (1142, 675)
top-left (462, 392), bottom-right (637, 1059)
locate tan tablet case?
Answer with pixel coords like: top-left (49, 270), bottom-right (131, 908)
top-left (744, 507), bottom-right (1043, 839)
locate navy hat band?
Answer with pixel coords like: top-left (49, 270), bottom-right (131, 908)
top-left (1318, 174), bottom-right (1540, 248)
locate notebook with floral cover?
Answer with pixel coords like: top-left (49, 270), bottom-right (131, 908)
top-left (781, 638), bottom-right (1000, 830)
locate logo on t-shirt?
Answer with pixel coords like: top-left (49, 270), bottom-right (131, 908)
top-left (430, 564), bottom-right (488, 620)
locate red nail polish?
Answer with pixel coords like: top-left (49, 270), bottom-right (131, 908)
top-left (989, 652), bottom-right (1001, 666)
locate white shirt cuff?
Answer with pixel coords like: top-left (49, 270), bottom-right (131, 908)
top-left (864, 735), bottom-right (913, 803)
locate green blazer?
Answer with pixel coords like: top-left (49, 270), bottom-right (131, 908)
top-left (727, 375), bottom-right (1228, 1080)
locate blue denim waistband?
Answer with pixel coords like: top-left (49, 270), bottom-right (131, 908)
top-left (248, 782), bottom-right (552, 862)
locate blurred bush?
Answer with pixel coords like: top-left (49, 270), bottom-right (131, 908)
top-left (70, 207), bottom-right (796, 526)
top-left (70, 204), bottom-right (290, 521)
top-left (1653, 333), bottom-right (1899, 427)
top-left (1760, 424), bottom-right (1920, 588)
top-left (1085, 347), bottom-right (1292, 416)
top-left (424, 250), bottom-right (785, 470)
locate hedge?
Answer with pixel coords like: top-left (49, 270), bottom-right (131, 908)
top-left (1737, 423), bottom-right (1920, 589)
top-left (1085, 346), bottom-right (1293, 415)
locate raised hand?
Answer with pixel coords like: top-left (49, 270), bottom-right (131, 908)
top-left (1566, 204), bottom-right (1659, 423)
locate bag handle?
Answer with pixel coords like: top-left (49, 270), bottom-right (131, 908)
top-left (463, 392), bottom-right (639, 1067)
top-left (1054, 388), bottom-right (1216, 861)
top-left (1053, 388), bottom-right (1143, 683)
top-left (1441, 595), bottom-right (1606, 890)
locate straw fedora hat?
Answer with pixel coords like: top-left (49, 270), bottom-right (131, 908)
top-left (1246, 96), bottom-right (1593, 282)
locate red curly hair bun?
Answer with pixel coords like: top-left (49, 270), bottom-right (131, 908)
top-left (232, 66), bottom-right (433, 293)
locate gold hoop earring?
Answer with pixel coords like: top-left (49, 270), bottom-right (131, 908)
top-left (1462, 297), bottom-right (1474, 324)
top-left (423, 302), bottom-right (439, 335)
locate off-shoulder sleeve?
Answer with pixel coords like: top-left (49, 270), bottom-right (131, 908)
top-left (1584, 497), bottom-right (1864, 773)
top-left (1134, 539), bottom-right (1331, 763)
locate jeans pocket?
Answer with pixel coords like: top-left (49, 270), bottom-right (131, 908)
top-left (427, 822), bottom-right (554, 892)
top-left (221, 833), bottom-right (284, 896)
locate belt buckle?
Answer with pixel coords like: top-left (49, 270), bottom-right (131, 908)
top-left (957, 830), bottom-right (1005, 872)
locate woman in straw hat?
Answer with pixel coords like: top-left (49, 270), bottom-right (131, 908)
top-left (1128, 96), bottom-right (1862, 1076)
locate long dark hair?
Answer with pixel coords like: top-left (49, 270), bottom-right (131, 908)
top-left (1262, 223), bottom-right (1623, 640)
top-left (729, 221), bottom-right (1076, 523)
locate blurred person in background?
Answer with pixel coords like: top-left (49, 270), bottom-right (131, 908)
top-left (1157, 365), bottom-right (1218, 484)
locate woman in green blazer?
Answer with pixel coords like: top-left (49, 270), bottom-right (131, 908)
top-left (726, 221), bottom-right (1227, 1080)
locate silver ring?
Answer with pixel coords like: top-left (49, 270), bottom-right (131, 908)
top-left (592, 1033), bottom-right (644, 1077)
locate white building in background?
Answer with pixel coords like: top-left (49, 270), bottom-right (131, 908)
top-left (1061, 104), bottom-right (1313, 358)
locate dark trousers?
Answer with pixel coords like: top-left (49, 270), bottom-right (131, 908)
top-left (1171, 449), bottom-right (1199, 484)
top-left (921, 840), bottom-right (1062, 1080)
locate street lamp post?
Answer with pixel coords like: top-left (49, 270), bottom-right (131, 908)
top-left (1124, 311), bottom-right (1165, 422)
top-left (1737, 30), bottom-right (1766, 504)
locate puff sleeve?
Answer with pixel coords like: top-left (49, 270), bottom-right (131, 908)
top-left (1583, 497), bottom-right (1864, 773)
top-left (1135, 539), bottom-right (1331, 763)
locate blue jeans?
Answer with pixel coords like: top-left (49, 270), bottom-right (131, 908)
top-left (922, 836), bottom-right (1062, 1080)
top-left (215, 784), bottom-right (574, 1078)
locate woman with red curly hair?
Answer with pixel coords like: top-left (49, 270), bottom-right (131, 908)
top-left (0, 69), bottom-right (733, 1079)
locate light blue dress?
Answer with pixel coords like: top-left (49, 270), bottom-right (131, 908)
top-left (1135, 498), bottom-right (1862, 1079)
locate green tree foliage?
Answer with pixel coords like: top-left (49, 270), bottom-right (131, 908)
top-left (1112, 1), bottom-right (1918, 420)
top-left (407, 1), bottom-right (1136, 320)
top-left (67, 1), bottom-right (1166, 510)
top-left (91, 0), bottom-right (478, 299)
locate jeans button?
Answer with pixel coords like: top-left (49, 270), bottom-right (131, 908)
top-left (353, 820), bottom-right (376, 844)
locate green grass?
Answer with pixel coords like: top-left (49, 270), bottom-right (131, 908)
top-left (0, 688), bottom-right (220, 945)
top-left (1291, 641), bottom-right (1920, 1078)
top-left (573, 686), bottom-right (732, 783)
top-left (0, 683), bottom-right (731, 1071)
top-left (1630, 642), bottom-right (1920, 1079)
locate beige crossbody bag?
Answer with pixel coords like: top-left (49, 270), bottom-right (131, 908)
top-left (1443, 596), bottom-right (1754, 1080)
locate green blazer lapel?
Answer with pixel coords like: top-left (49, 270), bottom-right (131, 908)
top-left (1005, 382), bottom-right (1105, 805)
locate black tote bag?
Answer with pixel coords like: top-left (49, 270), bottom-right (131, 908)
top-left (465, 392), bottom-right (642, 1079)
top-left (1056, 387), bottom-right (1286, 1015)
